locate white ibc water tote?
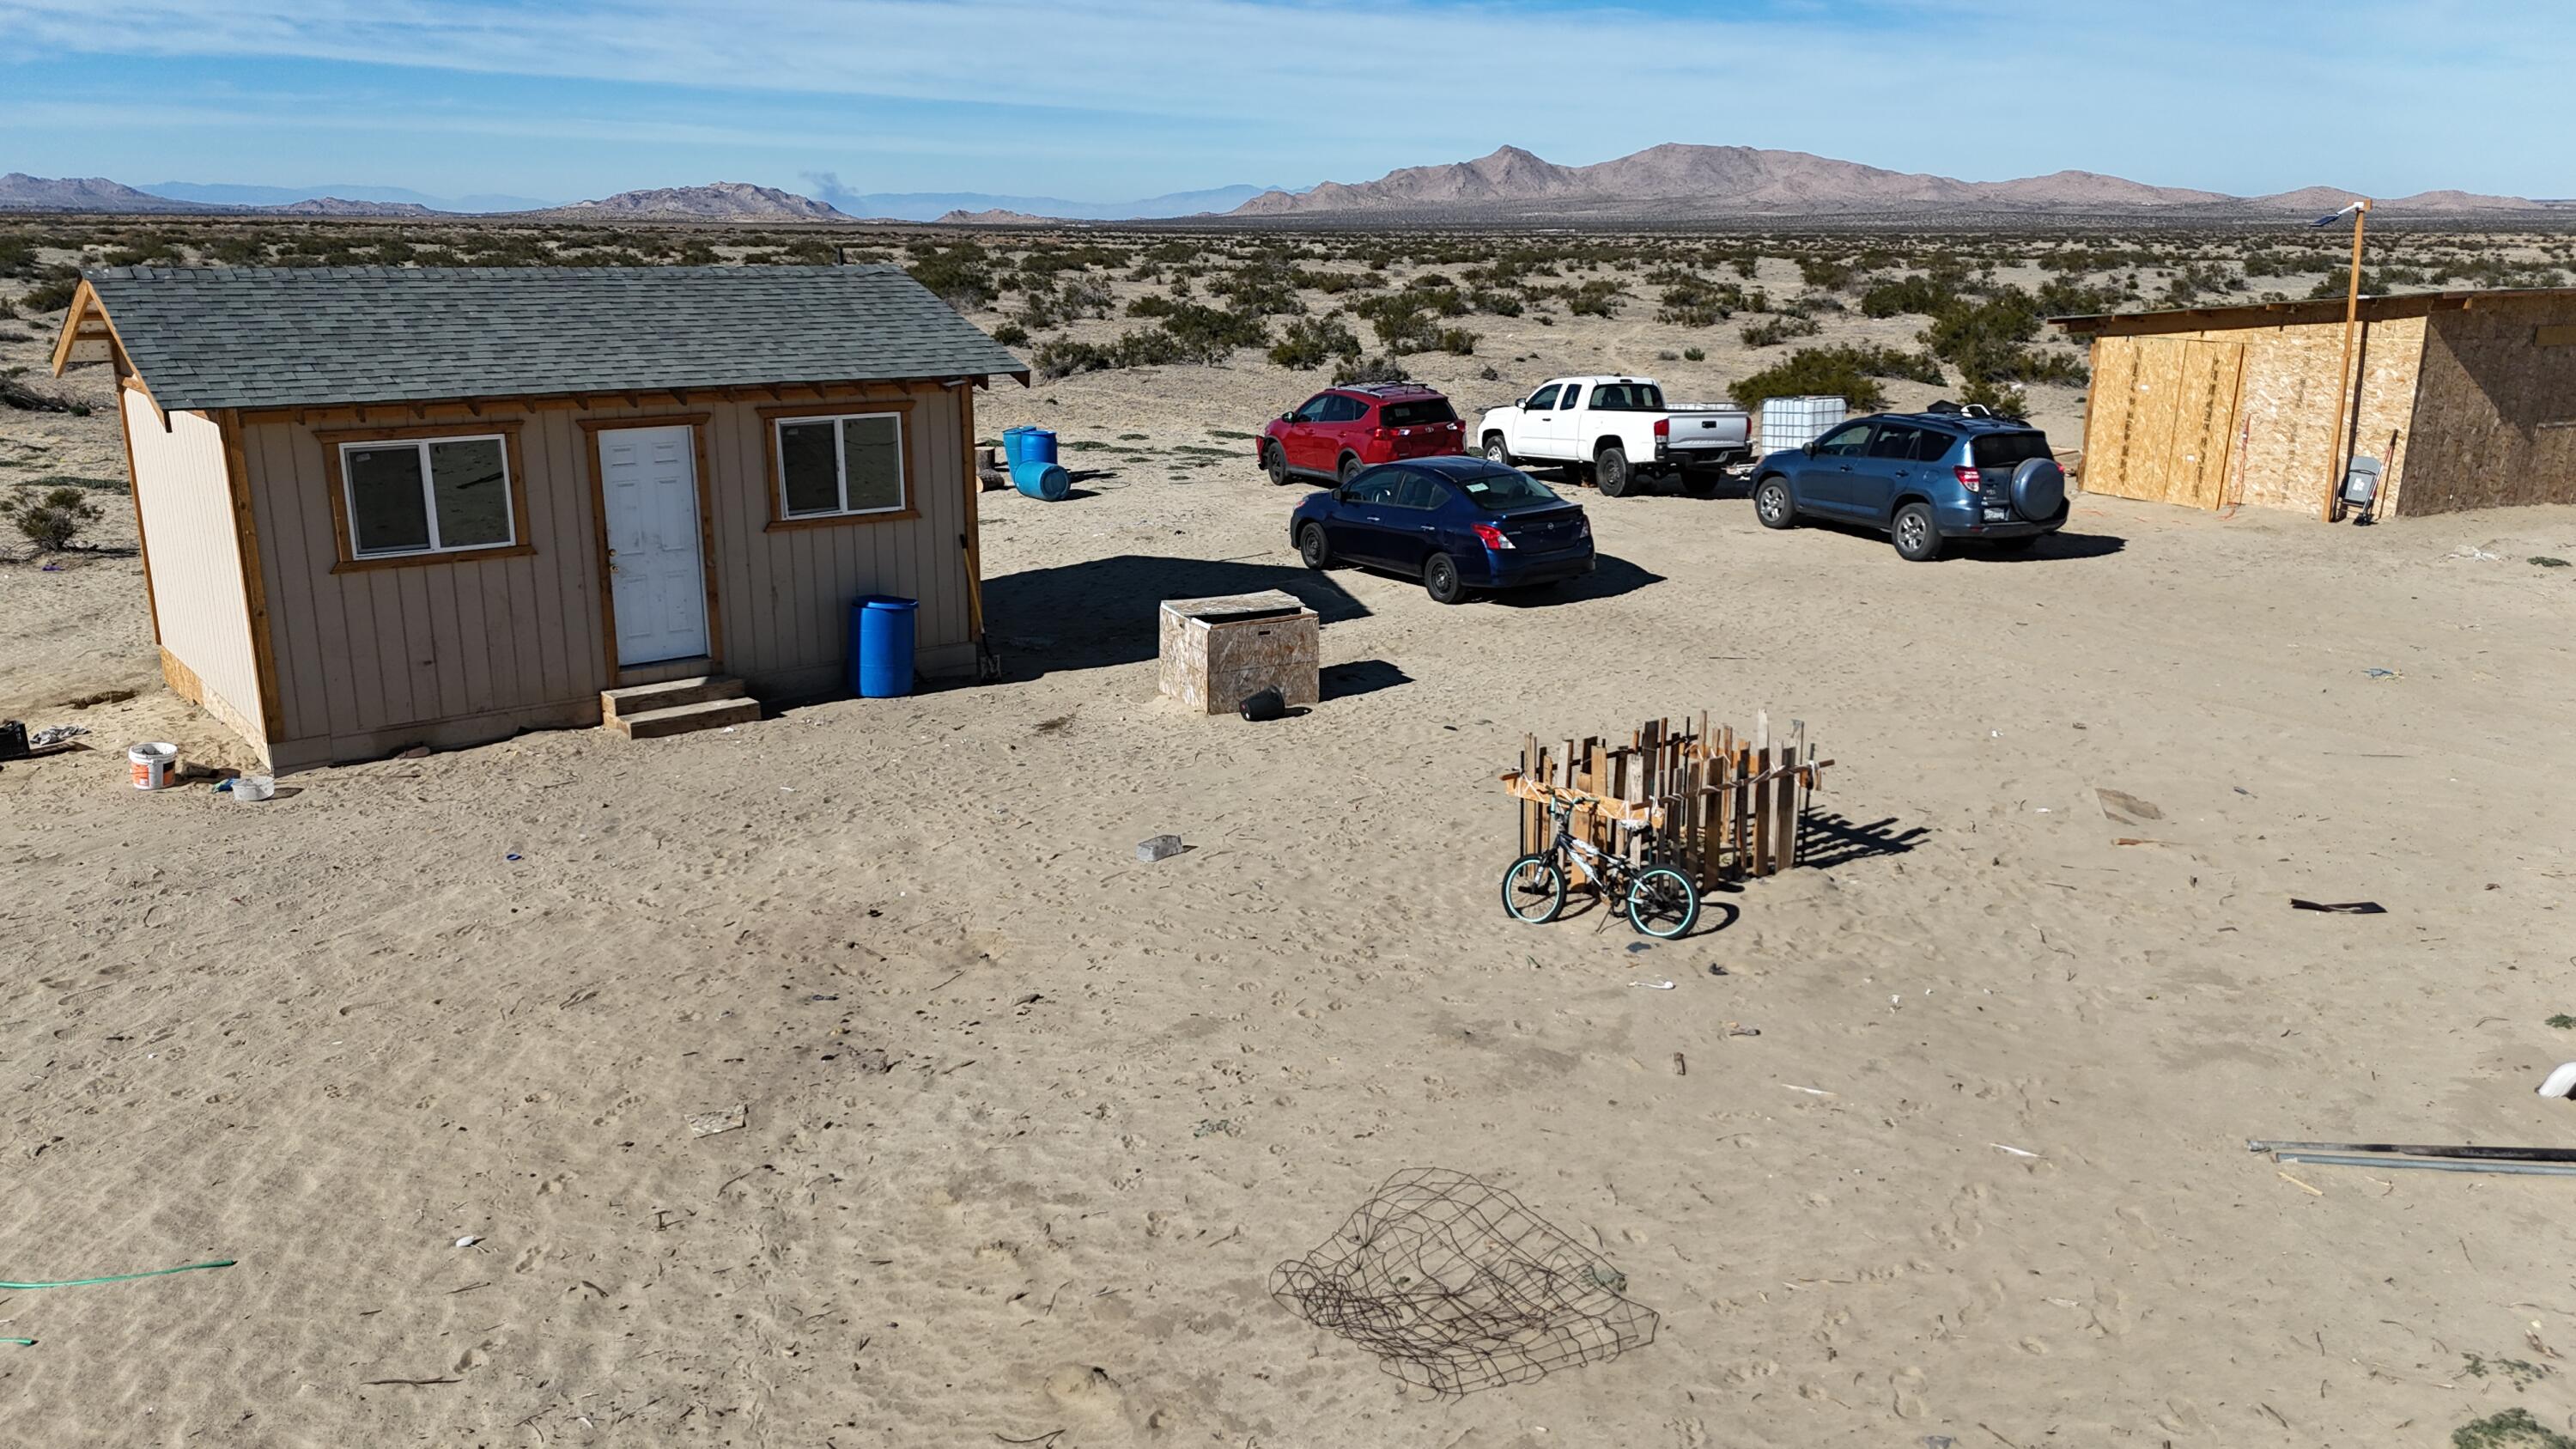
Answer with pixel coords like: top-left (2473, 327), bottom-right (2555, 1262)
top-left (1759, 395), bottom-right (1846, 453)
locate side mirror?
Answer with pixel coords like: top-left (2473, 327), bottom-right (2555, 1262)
top-left (1280, 411), bottom-right (1295, 422)
top-left (1330, 487), bottom-right (1349, 502)
top-left (1513, 396), bottom-right (1527, 409)
top-left (1804, 441), bottom-right (1820, 455)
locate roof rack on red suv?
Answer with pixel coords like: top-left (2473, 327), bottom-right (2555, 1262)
top-left (1257, 384), bottom-right (1467, 486)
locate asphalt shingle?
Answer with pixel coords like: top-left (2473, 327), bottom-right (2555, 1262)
top-left (83, 265), bottom-right (1029, 411)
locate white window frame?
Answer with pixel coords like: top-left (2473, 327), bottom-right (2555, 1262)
top-left (774, 411), bottom-right (907, 520)
top-left (338, 434), bottom-right (517, 559)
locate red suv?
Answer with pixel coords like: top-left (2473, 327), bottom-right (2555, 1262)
top-left (1260, 384), bottom-right (1465, 486)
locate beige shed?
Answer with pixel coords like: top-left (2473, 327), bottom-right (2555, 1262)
top-left (50, 265), bottom-right (1028, 769)
top-left (2051, 286), bottom-right (2576, 517)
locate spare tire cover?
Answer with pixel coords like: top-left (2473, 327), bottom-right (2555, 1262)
top-left (2011, 457), bottom-right (2066, 520)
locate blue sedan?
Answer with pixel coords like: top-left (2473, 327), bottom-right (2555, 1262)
top-left (1290, 456), bottom-right (1595, 603)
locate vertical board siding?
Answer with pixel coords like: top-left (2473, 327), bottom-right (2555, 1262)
top-left (127, 394), bottom-right (264, 738)
top-left (2081, 317), bottom-right (2424, 514)
top-left (239, 381), bottom-right (975, 758)
top-left (2403, 301), bottom-right (2576, 514)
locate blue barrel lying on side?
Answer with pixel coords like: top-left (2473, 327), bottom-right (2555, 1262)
top-left (1011, 460), bottom-right (1072, 501)
top-left (849, 595), bottom-right (917, 698)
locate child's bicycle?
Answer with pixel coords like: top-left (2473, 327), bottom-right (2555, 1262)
top-left (1498, 772), bottom-right (1701, 939)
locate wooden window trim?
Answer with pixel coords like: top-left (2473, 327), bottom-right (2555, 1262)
top-left (317, 419), bottom-right (532, 572)
top-left (759, 399), bottom-right (920, 531)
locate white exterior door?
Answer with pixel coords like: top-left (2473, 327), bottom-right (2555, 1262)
top-left (599, 425), bottom-right (709, 667)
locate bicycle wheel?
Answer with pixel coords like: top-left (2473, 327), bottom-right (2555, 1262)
top-left (1625, 866), bottom-right (1699, 939)
top-left (1500, 854), bottom-right (1567, 924)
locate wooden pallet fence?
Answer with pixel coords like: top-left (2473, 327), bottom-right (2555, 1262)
top-left (1512, 712), bottom-right (1832, 892)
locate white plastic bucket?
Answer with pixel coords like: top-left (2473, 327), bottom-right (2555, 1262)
top-left (233, 775), bottom-right (275, 803)
top-left (128, 741), bottom-right (178, 791)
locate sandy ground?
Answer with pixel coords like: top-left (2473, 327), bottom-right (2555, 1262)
top-left (8, 300), bottom-right (2576, 1448)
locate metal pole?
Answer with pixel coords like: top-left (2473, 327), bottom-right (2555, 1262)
top-left (2275, 1151), bottom-right (2576, 1179)
top-left (2250, 1139), bottom-right (2576, 1164)
top-left (2321, 199), bottom-right (2372, 521)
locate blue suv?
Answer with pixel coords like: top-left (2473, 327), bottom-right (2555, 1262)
top-left (1750, 412), bottom-right (2069, 561)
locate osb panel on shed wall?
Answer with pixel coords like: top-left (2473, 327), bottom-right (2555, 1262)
top-left (2079, 336), bottom-right (2244, 508)
top-left (2081, 316), bottom-right (2425, 514)
top-left (2400, 299), bottom-right (2576, 514)
top-left (240, 382), bottom-right (975, 764)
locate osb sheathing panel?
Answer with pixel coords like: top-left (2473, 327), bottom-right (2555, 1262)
top-left (2081, 317), bottom-right (2424, 514)
top-left (2401, 300), bottom-right (2576, 514)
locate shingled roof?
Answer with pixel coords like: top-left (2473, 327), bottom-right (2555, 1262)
top-left (62, 265), bottom-right (1030, 411)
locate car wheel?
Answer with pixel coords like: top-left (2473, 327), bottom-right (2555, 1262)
top-left (1297, 521), bottom-right (1330, 569)
top-left (1892, 502), bottom-right (1944, 562)
top-left (1263, 442), bottom-right (1289, 485)
top-left (1424, 552), bottom-right (1467, 605)
top-left (1483, 435), bottom-right (1514, 466)
top-left (1336, 453), bottom-right (1360, 485)
top-left (1595, 445), bottom-right (1632, 497)
top-left (1755, 476), bottom-right (1795, 529)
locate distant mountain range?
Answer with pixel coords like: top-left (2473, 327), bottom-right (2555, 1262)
top-left (818, 185), bottom-right (1273, 222)
top-left (144, 180), bottom-right (552, 213)
top-left (1, 148), bottom-right (2555, 225)
top-left (1227, 144), bottom-right (2549, 220)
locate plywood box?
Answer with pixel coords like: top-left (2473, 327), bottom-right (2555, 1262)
top-left (1157, 590), bottom-right (1319, 714)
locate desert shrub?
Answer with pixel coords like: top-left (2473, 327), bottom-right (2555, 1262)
top-left (1726, 344), bottom-right (1941, 412)
top-left (1268, 314), bottom-right (1361, 370)
top-left (19, 274), bottom-right (79, 314)
top-left (1920, 287), bottom-right (2087, 389)
top-left (990, 320), bottom-right (1031, 348)
top-left (3, 485), bottom-right (105, 551)
top-left (1018, 273), bottom-right (1115, 330)
top-left (1434, 326), bottom-right (1478, 356)
top-left (1468, 286), bottom-right (1523, 316)
top-left (1741, 314), bottom-right (1822, 347)
top-left (1860, 272), bottom-right (1968, 319)
top-left (1332, 355), bottom-right (1411, 386)
top-left (1655, 275), bottom-right (1747, 326)
top-left (1212, 262), bottom-right (1305, 316)
top-left (1796, 255), bottom-right (1860, 290)
top-left (1030, 307), bottom-right (1264, 380)
top-left (905, 241), bottom-right (997, 310)
top-left (1682, 346), bottom-right (1705, 362)
top-left (1158, 302), bottom-right (1267, 359)
top-left (0, 234), bottom-right (37, 276)
top-left (0, 295), bottom-right (14, 320)
top-left (1127, 294), bottom-right (1176, 318)
top-left (1292, 267), bottom-right (1380, 295)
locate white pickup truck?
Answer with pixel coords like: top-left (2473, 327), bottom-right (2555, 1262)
top-left (1475, 375), bottom-right (1752, 496)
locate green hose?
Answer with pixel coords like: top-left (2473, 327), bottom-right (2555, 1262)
top-left (3, 1258), bottom-right (234, 1344)
top-left (2, 1258), bottom-right (235, 1290)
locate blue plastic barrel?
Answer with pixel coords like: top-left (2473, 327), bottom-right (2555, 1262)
top-left (1001, 425), bottom-right (1034, 466)
top-left (1019, 428), bottom-right (1059, 465)
top-left (1011, 460), bottom-right (1072, 501)
top-left (851, 595), bottom-right (917, 698)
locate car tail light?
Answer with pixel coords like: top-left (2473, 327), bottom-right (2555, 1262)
top-left (1655, 417), bottom-right (1670, 440)
top-left (1471, 522), bottom-right (1515, 551)
top-left (1371, 426), bottom-right (1389, 441)
top-left (1954, 465), bottom-right (1983, 492)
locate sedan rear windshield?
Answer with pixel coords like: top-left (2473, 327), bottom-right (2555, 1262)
top-left (1380, 399), bottom-right (1458, 427)
top-left (1970, 432), bottom-right (2054, 467)
top-left (1587, 383), bottom-right (1667, 411)
top-left (1455, 469), bottom-right (1559, 511)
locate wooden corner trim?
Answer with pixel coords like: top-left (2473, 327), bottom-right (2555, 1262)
top-left (213, 409), bottom-right (282, 740)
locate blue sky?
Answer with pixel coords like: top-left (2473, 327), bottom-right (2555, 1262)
top-left (2, 0), bottom-right (2567, 204)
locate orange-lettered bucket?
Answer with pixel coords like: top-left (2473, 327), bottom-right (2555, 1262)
top-left (128, 741), bottom-right (177, 790)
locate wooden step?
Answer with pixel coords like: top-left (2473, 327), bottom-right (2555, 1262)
top-left (607, 696), bottom-right (761, 740)
top-left (602, 674), bottom-right (744, 724)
